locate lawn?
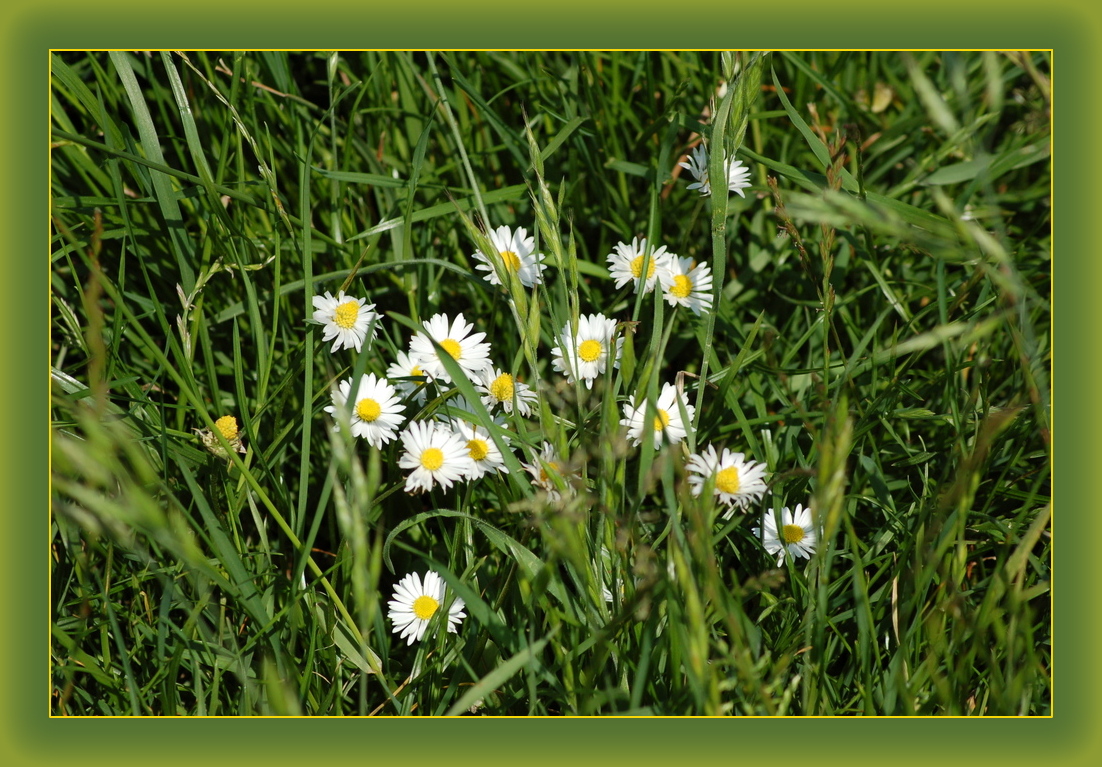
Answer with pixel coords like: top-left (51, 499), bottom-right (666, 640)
top-left (50, 50), bottom-right (1051, 716)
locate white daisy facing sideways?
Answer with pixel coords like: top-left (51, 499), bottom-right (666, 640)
top-left (685, 445), bottom-right (768, 518)
top-left (385, 350), bottom-right (432, 405)
top-left (754, 503), bottom-right (818, 566)
top-left (659, 256), bottom-right (714, 316)
top-left (522, 441), bottom-right (572, 501)
top-left (475, 367), bottom-right (538, 417)
top-left (472, 225), bottom-right (546, 288)
top-left (387, 571), bottom-right (467, 646)
top-left (408, 312), bottom-right (493, 384)
top-left (620, 382), bottom-right (696, 449)
top-left (606, 236), bottom-right (672, 295)
top-left (324, 373), bottom-right (406, 449)
top-left (679, 143), bottom-right (752, 198)
top-left (311, 290), bottom-right (379, 353)
top-left (550, 313), bottom-right (624, 390)
top-left (397, 420), bottom-right (476, 494)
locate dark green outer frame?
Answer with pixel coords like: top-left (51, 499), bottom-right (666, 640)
top-left (20, 1), bottom-right (1091, 765)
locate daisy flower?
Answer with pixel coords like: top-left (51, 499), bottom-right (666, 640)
top-left (472, 225), bottom-right (546, 288)
top-left (550, 313), bottom-right (623, 390)
top-left (324, 373), bottom-right (405, 449)
top-left (606, 236), bottom-right (672, 294)
top-left (386, 350), bottom-right (432, 405)
top-left (397, 420), bottom-right (475, 494)
top-left (620, 382), bottom-right (696, 449)
top-left (659, 256), bottom-right (713, 316)
top-left (450, 418), bottom-right (510, 480)
top-left (311, 291), bottom-right (379, 353)
top-left (522, 441), bottom-right (573, 501)
top-left (387, 571), bottom-right (466, 646)
top-left (754, 503), bottom-right (818, 566)
top-left (475, 367), bottom-right (538, 417)
top-left (679, 143), bottom-right (752, 198)
top-left (408, 313), bottom-right (493, 384)
top-left (685, 445), bottom-right (768, 517)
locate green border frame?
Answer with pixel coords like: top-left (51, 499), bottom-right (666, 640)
top-left (20, 1), bottom-right (1092, 765)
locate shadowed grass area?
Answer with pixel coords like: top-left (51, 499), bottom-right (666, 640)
top-left (51, 50), bottom-right (1049, 716)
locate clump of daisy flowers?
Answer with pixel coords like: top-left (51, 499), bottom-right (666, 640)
top-left (604, 236), bottom-right (713, 316)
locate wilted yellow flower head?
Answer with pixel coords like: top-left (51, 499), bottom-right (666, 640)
top-left (215, 415), bottom-right (239, 441)
top-left (195, 414), bottom-right (246, 460)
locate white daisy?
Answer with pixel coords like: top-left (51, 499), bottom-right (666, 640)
top-left (387, 571), bottom-right (467, 646)
top-left (386, 350), bottom-right (432, 405)
top-left (685, 445), bottom-right (768, 518)
top-left (311, 291), bottom-right (379, 353)
top-left (324, 373), bottom-right (405, 449)
top-left (472, 225), bottom-right (546, 288)
top-left (397, 420), bottom-right (475, 494)
top-left (754, 503), bottom-right (818, 566)
top-left (451, 418), bottom-right (510, 480)
top-left (619, 382), bottom-right (696, 449)
top-left (659, 256), bottom-right (713, 316)
top-left (550, 313), bottom-right (623, 390)
top-left (475, 367), bottom-right (538, 417)
top-left (606, 236), bottom-right (673, 294)
top-left (678, 143), bottom-right (752, 198)
top-left (522, 442), bottom-right (573, 501)
top-left (408, 313), bottom-right (493, 384)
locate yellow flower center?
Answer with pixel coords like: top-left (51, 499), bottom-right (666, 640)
top-left (783, 524), bottom-right (806, 544)
top-left (355, 398), bottom-right (381, 422)
top-left (441, 338), bottom-right (462, 359)
top-left (420, 447), bottom-right (445, 471)
top-left (652, 408), bottom-right (670, 432)
top-left (468, 439), bottom-right (489, 461)
top-left (539, 462), bottom-right (560, 484)
top-left (412, 595), bottom-right (440, 620)
top-left (578, 339), bottom-right (602, 363)
top-left (630, 254), bottom-right (656, 280)
top-left (499, 250), bottom-right (521, 271)
top-left (490, 373), bottom-right (515, 402)
top-left (334, 300), bottom-right (360, 329)
top-left (215, 415), bottom-right (239, 440)
top-left (670, 274), bottom-right (693, 299)
top-left (411, 365), bottom-right (423, 377)
top-left (715, 466), bottom-right (741, 495)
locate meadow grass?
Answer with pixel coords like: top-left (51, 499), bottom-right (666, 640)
top-left (50, 50), bottom-right (1050, 716)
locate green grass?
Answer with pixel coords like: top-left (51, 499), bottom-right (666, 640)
top-left (50, 50), bottom-right (1050, 716)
